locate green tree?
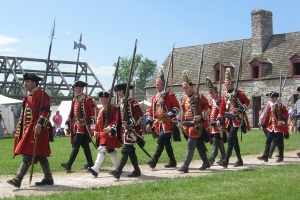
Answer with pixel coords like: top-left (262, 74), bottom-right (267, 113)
top-left (115, 54), bottom-right (157, 90)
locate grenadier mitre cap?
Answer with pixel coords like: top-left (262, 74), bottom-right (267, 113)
top-left (266, 91), bottom-right (279, 97)
top-left (156, 66), bottom-right (166, 85)
top-left (182, 70), bottom-right (193, 87)
top-left (73, 80), bottom-right (88, 87)
top-left (23, 73), bottom-right (43, 82)
top-left (205, 77), bottom-right (217, 91)
top-left (225, 68), bottom-right (232, 82)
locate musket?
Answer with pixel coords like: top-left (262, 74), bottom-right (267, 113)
top-left (182, 45), bottom-right (204, 128)
top-left (105, 57), bottom-right (120, 128)
top-left (164, 43), bottom-right (175, 93)
top-left (278, 71), bottom-right (283, 121)
top-left (122, 40), bottom-right (152, 158)
top-left (218, 54), bottom-right (223, 105)
top-left (29, 19), bottom-right (55, 185)
top-left (224, 41), bottom-right (244, 120)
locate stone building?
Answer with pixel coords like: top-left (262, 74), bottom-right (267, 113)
top-left (145, 9), bottom-right (300, 128)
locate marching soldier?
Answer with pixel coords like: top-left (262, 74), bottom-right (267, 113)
top-left (258, 91), bottom-right (289, 162)
top-left (109, 83), bottom-right (144, 179)
top-left (205, 77), bottom-right (226, 166)
top-left (288, 86), bottom-right (300, 157)
top-left (61, 80), bottom-right (97, 172)
top-left (177, 71), bottom-right (211, 173)
top-left (7, 73), bottom-right (54, 188)
top-left (216, 68), bottom-right (251, 168)
top-left (145, 67), bottom-right (180, 169)
top-left (87, 91), bottom-right (122, 177)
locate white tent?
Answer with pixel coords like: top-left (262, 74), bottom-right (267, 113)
top-left (50, 101), bottom-right (72, 128)
top-left (0, 94), bottom-right (22, 105)
top-left (0, 95), bottom-right (22, 135)
top-left (139, 100), bottom-right (151, 110)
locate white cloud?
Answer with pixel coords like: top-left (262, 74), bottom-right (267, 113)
top-left (65, 31), bottom-right (72, 35)
top-left (92, 65), bottom-right (115, 77)
top-left (0, 35), bottom-right (20, 45)
top-left (0, 48), bottom-right (17, 52)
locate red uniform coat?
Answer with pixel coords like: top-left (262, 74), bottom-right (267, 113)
top-left (261, 102), bottom-right (289, 135)
top-left (208, 98), bottom-right (221, 134)
top-left (147, 92), bottom-right (180, 136)
top-left (14, 87), bottom-right (51, 158)
top-left (67, 93), bottom-right (97, 136)
top-left (114, 97), bottom-right (143, 144)
top-left (218, 89), bottom-right (251, 132)
top-left (94, 104), bottom-right (122, 149)
top-left (181, 93), bottom-right (210, 138)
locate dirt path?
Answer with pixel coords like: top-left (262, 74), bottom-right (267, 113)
top-left (1, 150), bottom-right (300, 198)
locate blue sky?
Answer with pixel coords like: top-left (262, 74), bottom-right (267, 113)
top-left (0, 0), bottom-right (299, 92)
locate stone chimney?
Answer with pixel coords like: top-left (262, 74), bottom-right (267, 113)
top-left (251, 9), bottom-right (273, 55)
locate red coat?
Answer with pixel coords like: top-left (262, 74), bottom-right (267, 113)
top-left (147, 92), bottom-right (180, 135)
top-left (208, 98), bottom-right (221, 134)
top-left (94, 104), bottom-right (122, 149)
top-left (14, 88), bottom-right (52, 158)
top-left (261, 102), bottom-right (289, 135)
top-left (181, 93), bottom-right (210, 138)
top-left (117, 97), bottom-right (143, 144)
top-left (67, 93), bottom-right (97, 136)
top-left (218, 89), bottom-right (251, 132)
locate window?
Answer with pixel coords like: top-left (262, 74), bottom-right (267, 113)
top-left (290, 54), bottom-right (300, 78)
top-left (213, 63), bottom-right (224, 83)
top-left (250, 59), bottom-right (262, 80)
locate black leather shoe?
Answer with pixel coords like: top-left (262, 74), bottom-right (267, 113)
top-left (216, 159), bottom-right (223, 164)
top-left (218, 161), bottom-right (228, 168)
top-left (127, 170), bottom-right (141, 177)
top-left (109, 170), bottom-right (121, 179)
top-left (208, 158), bottom-right (215, 166)
top-left (257, 155), bottom-right (268, 162)
top-left (199, 163), bottom-right (211, 170)
top-left (177, 166), bottom-right (189, 173)
top-left (233, 160), bottom-right (243, 167)
top-left (146, 160), bottom-right (156, 169)
top-left (61, 163), bottom-right (71, 172)
top-left (297, 152), bottom-right (300, 158)
top-left (165, 161), bottom-right (177, 168)
top-left (87, 167), bottom-right (98, 177)
top-left (84, 163), bottom-right (94, 169)
top-left (276, 157), bottom-right (283, 162)
top-left (35, 178), bottom-right (54, 186)
top-left (7, 178), bottom-right (21, 188)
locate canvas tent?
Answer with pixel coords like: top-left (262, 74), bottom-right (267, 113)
top-left (0, 95), bottom-right (23, 135)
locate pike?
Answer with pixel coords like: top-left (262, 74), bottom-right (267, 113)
top-left (29, 19), bottom-right (55, 185)
top-left (72, 34), bottom-right (96, 149)
top-left (278, 70), bottom-right (283, 121)
top-left (122, 39), bottom-right (152, 158)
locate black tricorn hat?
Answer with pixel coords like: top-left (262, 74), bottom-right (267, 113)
top-left (114, 83), bottom-right (134, 92)
top-left (73, 80), bottom-right (88, 88)
top-left (23, 73), bottom-right (43, 82)
top-left (98, 91), bottom-right (110, 98)
top-left (266, 91), bottom-right (279, 97)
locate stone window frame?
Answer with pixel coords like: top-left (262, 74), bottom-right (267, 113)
top-left (290, 54), bottom-right (300, 78)
top-left (213, 63), bottom-right (225, 83)
top-left (250, 59), bottom-right (262, 80)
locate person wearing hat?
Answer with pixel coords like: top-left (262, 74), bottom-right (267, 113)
top-left (289, 86), bottom-right (300, 157)
top-left (7, 73), bottom-right (54, 188)
top-left (109, 83), bottom-right (144, 179)
top-left (257, 91), bottom-right (289, 162)
top-left (61, 80), bottom-right (97, 172)
top-left (145, 66), bottom-right (180, 170)
top-left (216, 68), bottom-right (251, 168)
top-left (87, 91), bottom-right (122, 177)
top-left (205, 77), bottom-right (226, 166)
top-left (177, 71), bottom-right (211, 173)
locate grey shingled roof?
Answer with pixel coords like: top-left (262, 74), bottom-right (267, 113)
top-left (145, 31), bottom-right (300, 89)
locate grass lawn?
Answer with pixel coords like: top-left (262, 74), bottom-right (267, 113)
top-left (1, 129), bottom-right (300, 175)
